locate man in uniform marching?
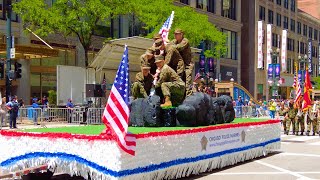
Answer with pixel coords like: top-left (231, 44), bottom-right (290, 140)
top-left (295, 103), bottom-right (305, 136)
top-left (131, 63), bottom-right (154, 99)
top-left (171, 28), bottom-right (194, 97)
top-left (278, 102), bottom-right (288, 132)
top-left (285, 100), bottom-right (297, 135)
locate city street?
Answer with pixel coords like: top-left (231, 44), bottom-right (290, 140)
top-left (184, 133), bottom-right (320, 180)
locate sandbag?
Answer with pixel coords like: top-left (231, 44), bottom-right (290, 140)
top-left (143, 95), bottom-right (162, 127)
top-left (176, 104), bottom-right (197, 126)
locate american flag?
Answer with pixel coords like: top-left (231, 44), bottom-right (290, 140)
top-left (102, 45), bottom-right (136, 156)
top-left (292, 74), bottom-right (296, 88)
top-left (159, 11), bottom-right (174, 43)
top-left (294, 77), bottom-right (302, 106)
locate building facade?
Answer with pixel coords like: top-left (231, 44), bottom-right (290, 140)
top-left (242, 0), bottom-right (320, 100)
top-left (178, 0), bottom-right (242, 84)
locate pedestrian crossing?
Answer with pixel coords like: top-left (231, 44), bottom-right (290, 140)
top-left (281, 134), bottom-right (320, 145)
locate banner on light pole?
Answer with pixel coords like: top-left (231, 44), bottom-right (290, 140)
top-left (257, 21), bottom-right (263, 69)
top-left (281, 30), bottom-right (287, 72)
top-left (318, 43), bottom-right (320, 76)
top-left (266, 24), bottom-right (272, 66)
top-left (308, 39), bottom-right (312, 74)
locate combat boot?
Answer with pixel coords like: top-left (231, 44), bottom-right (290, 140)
top-left (300, 131), bottom-right (304, 136)
top-left (295, 131), bottom-right (299, 136)
top-left (285, 131), bottom-right (289, 135)
top-left (313, 132), bottom-right (315, 136)
top-left (161, 96), bottom-right (172, 108)
top-left (306, 131), bottom-right (310, 136)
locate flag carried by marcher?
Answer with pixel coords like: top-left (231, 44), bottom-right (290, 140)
top-left (302, 70), bottom-right (312, 112)
top-left (294, 77), bottom-right (302, 107)
top-left (101, 45), bottom-right (136, 156)
top-left (292, 74), bottom-right (296, 88)
top-left (159, 11), bottom-right (174, 43)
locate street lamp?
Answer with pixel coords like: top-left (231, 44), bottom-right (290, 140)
top-left (298, 54), bottom-right (308, 95)
top-left (268, 48), bottom-right (280, 99)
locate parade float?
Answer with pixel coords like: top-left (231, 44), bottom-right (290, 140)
top-left (0, 12), bottom-right (281, 180)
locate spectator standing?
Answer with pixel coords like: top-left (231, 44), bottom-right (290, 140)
top-left (32, 100), bottom-right (40, 125)
top-left (6, 96), bottom-right (19, 129)
top-left (236, 96), bottom-right (244, 118)
top-left (269, 99), bottom-right (277, 119)
top-left (66, 98), bottom-right (74, 123)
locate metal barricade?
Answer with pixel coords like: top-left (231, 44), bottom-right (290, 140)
top-left (17, 108), bottom-right (42, 124)
top-left (87, 108), bottom-right (104, 125)
top-left (44, 108), bottom-right (82, 124)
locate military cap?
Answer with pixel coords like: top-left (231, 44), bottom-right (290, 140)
top-left (145, 48), bottom-right (154, 55)
top-left (155, 55), bottom-right (165, 63)
top-left (154, 38), bottom-right (164, 47)
top-left (174, 28), bottom-right (183, 34)
top-left (153, 33), bottom-right (162, 40)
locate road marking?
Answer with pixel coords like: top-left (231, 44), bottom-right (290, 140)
top-left (255, 160), bottom-right (312, 179)
top-left (280, 152), bottom-right (320, 158)
top-left (210, 172), bottom-right (320, 176)
top-left (309, 141), bottom-right (320, 145)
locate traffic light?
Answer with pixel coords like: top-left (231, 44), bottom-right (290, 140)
top-left (14, 62), bottom-right (22, 79)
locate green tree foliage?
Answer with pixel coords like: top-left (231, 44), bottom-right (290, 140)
top-left (47, 90), bottom-right (57, 106)
top-left (13, 0), bottom-right (126, 67)
top-left (312, 77), bottom-right (320, 89)
top-left (14, 0), bottom-right (226, 66)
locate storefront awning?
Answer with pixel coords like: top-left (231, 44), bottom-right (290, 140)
top-left (90, 36), bottom-right (201, 72)
top-left (0, 43), bottom-right (59, 59)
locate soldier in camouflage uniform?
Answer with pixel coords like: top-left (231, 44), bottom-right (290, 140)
top-left (154, 38), bottom-right (185, 79)
top-left (285, 101), bottom-right (297, 135)
top-left (306, 107), bottom-right (317, 136)
top-left (154, 55), bottom-right (185, 108)
top-left (131, 63), bottom-right (154, 99)
top-left (171, 28), bottom-right (194, 97)
top-left (140, 48), bottom-right (157, 75)
top-left (278, 102), bottom-right (288, 132)
top-left (295, 103), bottom-right (305, 136)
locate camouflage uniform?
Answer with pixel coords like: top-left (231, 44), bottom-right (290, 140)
top-left (171, 37), bottom-right (193, 97)
top-left (295, 109), bottom-right (305, 135)
top-left (285, 107), bottom-right (297, 135)
top-left (278, 107), bottom-right (288, 132)
top-left (306, 109), bottom-right (317, 136)
top-left (162, 45), bottom-right (185, 79)
top-left (131, 72), bottom-right (153, 99)
top-left (155, 64), bottom-right (185, 106)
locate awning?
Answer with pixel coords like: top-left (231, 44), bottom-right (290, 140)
top-left (0, 43), bottom-right (59, 59)
top-left (90, 36), bottom-right (201, 72)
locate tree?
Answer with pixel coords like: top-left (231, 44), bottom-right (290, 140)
top-left (13, 0), bottom-right (127, 67)
top-left (14, 0), bottom-right (226, 67)
top-left (127, 0), bottom-right (226, 58)
top-left (312, 77), bottom-right (320, 89)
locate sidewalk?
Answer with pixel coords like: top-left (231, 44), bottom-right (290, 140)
top-left (0, 122), bottom-right (83, 130)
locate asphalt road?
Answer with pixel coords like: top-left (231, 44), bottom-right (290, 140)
top-left (182, 133), bottom-right (320, 180)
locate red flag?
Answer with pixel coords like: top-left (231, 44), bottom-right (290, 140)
top-left (302, 71), bottom-right (312, 112)
top-left (101, 45), bottom-right (136, 156)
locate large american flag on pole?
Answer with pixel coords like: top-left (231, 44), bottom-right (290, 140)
top-left (102, 45), bottom-right (136, 156)
top-left (294, 77), bottom-right (302, 107)
top-left (159, 11), bottom-right (174, 43)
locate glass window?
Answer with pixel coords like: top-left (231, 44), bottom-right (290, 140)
top-left (287, 58), bottom-right (292, 73)
top-left (309, 27), bottom-right (313, 39)
top-left (276, 13), bottom-right (281, 27)
top-left (277, 0), bottom-right (281, 5)
top-left (31, 58), bottom-right (41, 66)
top-left (196, 0), bottom-right (207, 11)
top-left (0, 0), bottom-right (4, 19)
top-left (41, 50), bottom-right (67, 67)
top-left (222, 29), bottom-right (237, 60)
top-left (268, 10), bottom-right (274, 24)
top-left (303, 24), bottom-right (307, 36)
top-left (291, 0), bottom-right (296, 12)
top-left (272, 33), bottom-right (280, 48)
top-left (283, 16), bottom-right (288, 29)
top-left (297, 22), bottom-right (301, 34)
top-left (259, 6), bottom-right (265, 21)
top-left (284, 0), bottom-right (288, 9)
top-left (207, 0), bottom-right (215, 13)
top-left (290, 19), bottom-right (295, 32)
top-left (221, 0), bottom-right (236, 20)
top-left (314, 29), bottom-right (318, 40)
top-left (180, 0), bottom-right (189, 4)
